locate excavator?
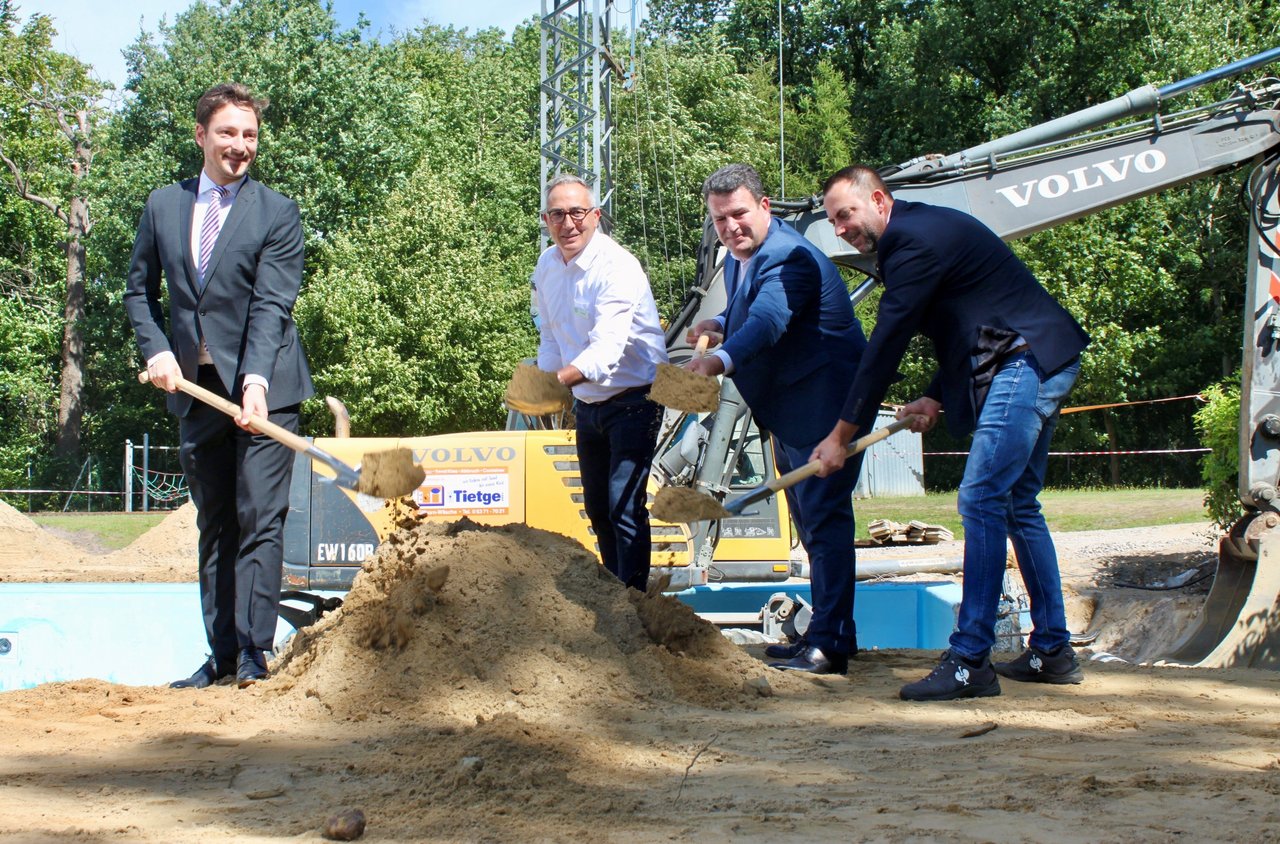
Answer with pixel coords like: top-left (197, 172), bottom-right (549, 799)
top-left (283, 46), bottom-right (1280, 669)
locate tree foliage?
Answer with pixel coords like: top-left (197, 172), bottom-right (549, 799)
top-left (0, 0), bottom-right (105, 486)
top-left (6, 0), bottom-right (1280, 509)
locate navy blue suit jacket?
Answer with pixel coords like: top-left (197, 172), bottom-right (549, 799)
top-left (840, 199), bottom-right (1089, 437)
top-left (721, 217), bottom-right (867, 446)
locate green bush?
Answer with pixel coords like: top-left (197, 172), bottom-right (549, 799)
top-left (1193, 380), bottom-right (1245, 530)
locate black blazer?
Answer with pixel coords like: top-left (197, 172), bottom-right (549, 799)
top-left (124, 176), bottom-right (314, 416)
top-left (840, 199), bottom-right (1089, 436)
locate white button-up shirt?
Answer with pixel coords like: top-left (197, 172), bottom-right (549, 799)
top-left (534, 231), bottom-right (668, 404)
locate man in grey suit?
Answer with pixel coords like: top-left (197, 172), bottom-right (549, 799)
top-left (124, 83), bottom-right (313, 689)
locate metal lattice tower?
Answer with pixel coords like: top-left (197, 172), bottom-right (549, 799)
top-left (539, 0), bottom-right (616, 224)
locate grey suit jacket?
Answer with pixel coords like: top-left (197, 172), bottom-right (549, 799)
top-left (124, 176), bottom-right (314, 417)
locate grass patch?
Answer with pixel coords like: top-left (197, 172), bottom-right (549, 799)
top-left (29, 512), bottom-right (168, 552)
top-left (855, 487), bottom-right (1207, 541)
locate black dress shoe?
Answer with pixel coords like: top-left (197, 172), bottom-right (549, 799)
top-left (170, 656), bottom-right (235, 689)
top-left (769, 645), bottom-right (849, 675)
top-left (764, 638), bottom-right (807, 659)
top-left (237, 647), bottom-right (269, 688)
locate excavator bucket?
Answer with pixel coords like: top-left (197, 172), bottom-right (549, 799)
top-left (1166, 517), bottom-right (1280, 669)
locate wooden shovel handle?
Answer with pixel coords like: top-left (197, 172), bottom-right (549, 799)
top-left (766, 416), bottom-right (917, 494)
top-left (694, 334), bottom-right (710, 358)
top-left (138, 371), bottom-right (314, 456)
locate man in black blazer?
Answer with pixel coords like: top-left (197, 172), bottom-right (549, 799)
top-left (124, 83), bottom-right (313, 689)
top-left (688, 164), bottom-right (868, 674)
top-left (813, 165), bottom-right (1090, 701)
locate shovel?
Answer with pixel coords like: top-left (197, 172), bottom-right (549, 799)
top-left (138, 372), bottom-right (425, 499)
top-left (649, 334), bottom-right (720, 413)
top-left (504, 362), bottom-right (573, 416)
top-left (651, 416), bottom-right (918, 523)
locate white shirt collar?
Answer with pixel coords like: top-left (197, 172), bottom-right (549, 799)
top-left (197, 171), bottom-right (247, 199)
top-left (562, 229), bottom-right (606, 271)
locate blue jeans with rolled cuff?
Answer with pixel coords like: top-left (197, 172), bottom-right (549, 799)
top-left (574, 388), bottom-right (664, 591)
top-left (950, 351), bottom-right (1080, 662)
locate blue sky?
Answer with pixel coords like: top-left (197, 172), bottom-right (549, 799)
top-left (25, 0), bottom-right (540, 92)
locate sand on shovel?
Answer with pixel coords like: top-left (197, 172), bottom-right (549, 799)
top-left (504, 363), bottom-right (572, 415)
top-left (651, 485), bottom-right (730, 523)
top-left (356, 448), bottom-right (426, 499)
top-left (649, 362), bottom-right (720, 413)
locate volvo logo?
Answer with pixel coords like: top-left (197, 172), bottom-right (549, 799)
top-left (996, 150), bottom-right (1168, 208)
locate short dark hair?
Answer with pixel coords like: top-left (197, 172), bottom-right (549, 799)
top-left (195, 83), bottom-right (269, 128)
top-left (822, 165), bottom-right (890, 198)
top-left (702, 163), bottom-right (766, 201)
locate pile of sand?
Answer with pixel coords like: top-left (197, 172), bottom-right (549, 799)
top-left (94, 502), bottom-right (198, 581)
top-left (503, 363), bottom-right (571, 415)
top-left (649, 363), bottom-right (719, 412)
top-left (0, 499), bottom-right (87, 579)
top-left (252, 517), bottom-right (807, 834)
top-left (0, 500), bottom-right (196, 582)
top-left (271, 518), bottom-right (800, 723)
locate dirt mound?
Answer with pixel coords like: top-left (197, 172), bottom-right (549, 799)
top-left (0, 501), bottom-right (197, 583)
top-left (97, 502), bottom-right (198, 580)
top-left (271, 518), bottom-right (797, 723)
top-left (0, 499), bottom-right (86, 578)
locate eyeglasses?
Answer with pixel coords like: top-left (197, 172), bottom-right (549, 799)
top-left (545, 207), bottom-right (596, 224)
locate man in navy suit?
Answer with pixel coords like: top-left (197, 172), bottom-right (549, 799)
top-left (688, 164), bottom-right (868, 674)
top-left (124, 83), bottom-right (313, 689)
top-left (813, 165), bottom-right (1090, 701)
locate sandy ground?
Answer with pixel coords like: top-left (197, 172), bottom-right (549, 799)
top-left (1, 502), bottom-right (1278, 843)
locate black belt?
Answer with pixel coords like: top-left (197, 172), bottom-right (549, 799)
top-left (601, 384), bottom-right (652, 402)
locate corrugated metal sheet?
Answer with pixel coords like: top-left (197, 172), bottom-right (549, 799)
top-left (853, 410), bottom-right (925, 498)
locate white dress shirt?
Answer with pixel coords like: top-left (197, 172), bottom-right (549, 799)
top-left (709, 254), bottom-right (752, 375)
top-left (534, 231), bottom-right (668, 404)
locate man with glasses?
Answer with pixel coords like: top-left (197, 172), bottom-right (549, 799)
top-left (533, 174), bottom-right (668, 591)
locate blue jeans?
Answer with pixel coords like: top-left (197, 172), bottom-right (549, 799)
top-left (951, 351), bottom-right (1080, 662)
top-left (574, 390), bottom-right (663, 591)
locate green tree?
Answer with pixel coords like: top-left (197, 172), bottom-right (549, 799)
top-left (610, 33), bottom-right (784, 316)
top-left (112, 0), bottom-right (420, 253)
top-left (89, 0), bottom-right (426, 457)
top-left (788, 58), bottom-right (855, 195)
top-left (0, 2), bottom-right (105, 467)
top-left (296, 160), bottom-right (536, 435)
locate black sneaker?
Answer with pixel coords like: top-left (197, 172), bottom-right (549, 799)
top-left (899, 650), bottom-right (1001, 701)
top-left (993, 645), bottom-right (1083, 684)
